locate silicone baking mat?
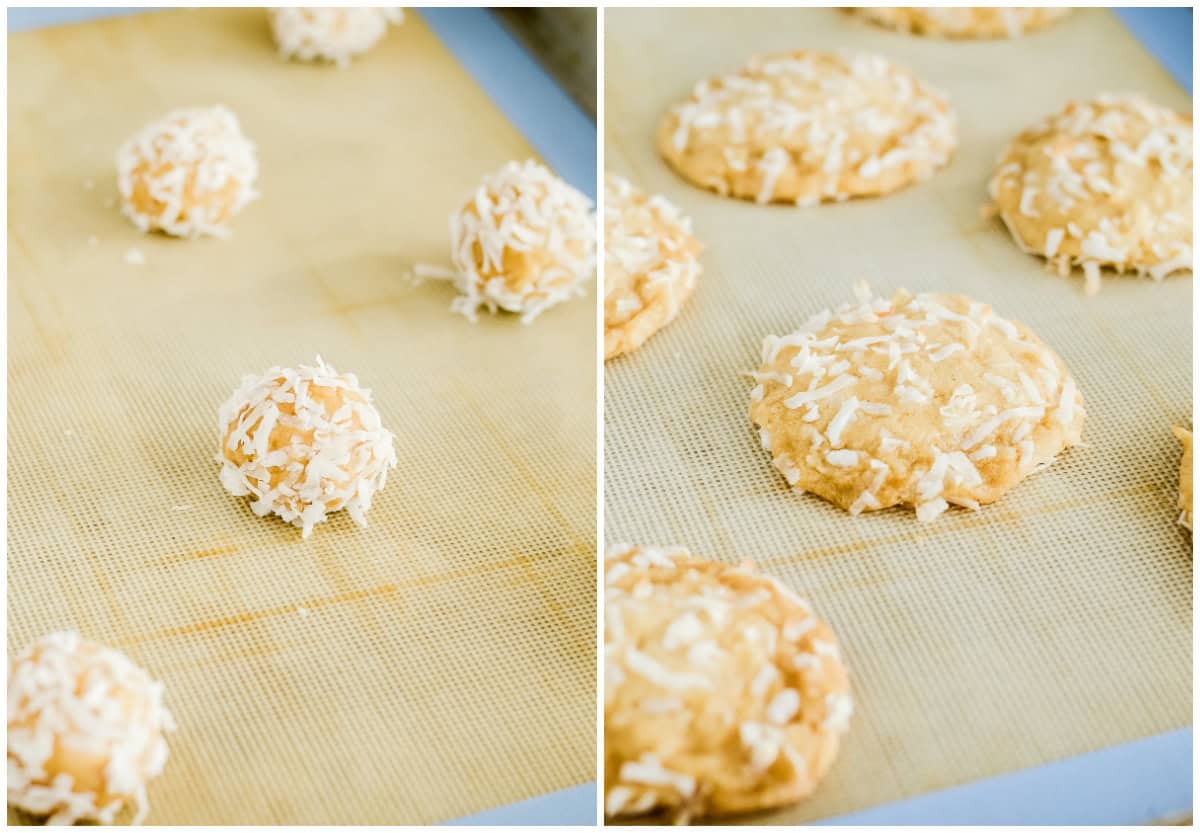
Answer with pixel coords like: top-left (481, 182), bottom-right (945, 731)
top-left (8, 8), bottom-right (595, 825)
top-left (604, 7), bottom-right (1191, 824)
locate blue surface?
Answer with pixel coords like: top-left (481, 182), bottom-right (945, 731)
top-left (1115, 7), bottom-right (1193, 93)
top-left (419, 8), bottom-right (596, 200)
top-left (820, 728), bottom-right (1193, 826)
top-left (445, 782), bottom-right (596, 827)
top-left (7, 7), bottom-right (144, 31)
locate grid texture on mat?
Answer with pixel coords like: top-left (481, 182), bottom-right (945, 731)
top-left (604, 7), bottom-right (1191, 824)
top-left (8, 9), bottom-right (595, 825)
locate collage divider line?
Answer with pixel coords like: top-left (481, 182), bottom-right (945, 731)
top-left (594, 5), bottom-right (607, 826)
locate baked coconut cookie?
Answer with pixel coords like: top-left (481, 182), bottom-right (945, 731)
top-left (850, 7), bottom-right (1070, 38)
top-left (217, 356), bottom-right (397, 538)
top-left (605, 544), bottom-right (852, 822)
top-left (268, 7), bottom-right (404, 66)
top-left (1174, 426), bottom-right (1192, 533)
top-left (117, 106), bottom-right (259, 238)
top-left (8, 632), bottom-right (175, 825)
top-left (449, 160), bottom-right (596, 324)
top-left (989, 94), bottom-right (1192, 295)
top-left (750, 286), bottom-right (1085, 522)
top-left (605, 175), bottom-right (703, 359)
top-left (657, 50), bottom-right (957, 205)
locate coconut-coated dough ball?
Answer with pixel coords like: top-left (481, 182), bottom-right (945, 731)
top-left (268, 8), bottom-right (404, 66)
top-left (116, 105), bottom-right (259, 238)
top-left (449, 159), bottom-right (597, 324)
top-left (8, 631), bottom-right (175, 825)
top-left (217, 356), bottom-right (397, 538)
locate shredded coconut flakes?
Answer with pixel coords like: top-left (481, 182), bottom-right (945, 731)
top-left (447, 160), bottom-right (596, 324)
top-left (216, 356), bottom-right (397, 538)
top-left (7, 632), bottom-right (175, 825)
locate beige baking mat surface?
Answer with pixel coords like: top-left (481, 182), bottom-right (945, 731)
top-left (605, 7), bottom-right (1191, 825)
top-left (8, 8), bottom-right (595, 825)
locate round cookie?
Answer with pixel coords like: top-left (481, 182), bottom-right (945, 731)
top-left (657, 50), bottom-right (957, 205)
top-left (989, 94), bottom-right (1192, 295)
top-left (449, 160), bottom-right (596, 324)
top-left (850, 7), bottom-right (1070, 39)
top-left (750, 286), bottom-right (1085, 522)
top-left (1174, 426), bottom-right (1192, 533)
top-left (268, 7), bottom-right (404, 66)
top-left (217, 356), bottom-right (397, 538)
top-left (605, 175), bottom-right (703, 359)
top-left (117, 106), bottom-right (258, 238)
top-left (605, 544), bottom-right (852, 822)
top-left (8, 631), bottom-right (175, 825)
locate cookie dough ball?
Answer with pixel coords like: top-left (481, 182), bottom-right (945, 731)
top-left (116, 106), bottom-right (258, 239)
top-left (449, 160), bottom-right (596, 324)
top-left (8, 632), bottom-right (175, 825)
top-left (989, 94), bottom-right (1192, 295)
top-left (268, 7), bottom-right (404, 66)
top-left (605, 545), bottom-right (852, 821)
top-left (217, 356), bottom-right (397, 538)
top-left (750, 286), bottom-right (1085, 522)
top-left (605, 175), bottom-right (703, 359)
top-left (850, 7), bottom-right (1070, 38)
top-left (658, 51), bottom-right (956, 205)
top-left (1174, 426), bottom-right (1192, 532)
